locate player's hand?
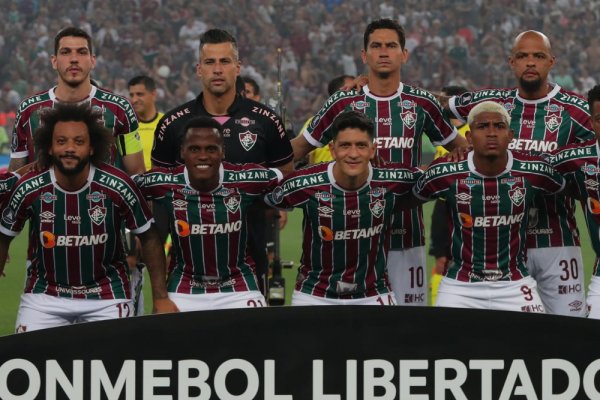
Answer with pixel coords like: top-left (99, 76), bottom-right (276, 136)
top-left (278, 211), bottom-right (288, 230)
top-left (341, 75), bottom-right (368, 92)
top-left (446, 145), bottom-right (471, 162)
top-left (370, 155), bottom-right (386, 167)
top-left (153, 297), bottom-right (179, 313)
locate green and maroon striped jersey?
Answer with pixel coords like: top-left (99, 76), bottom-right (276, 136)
top-left (135, 162), bottom-right (280, 294)
top-left (0, 164), bottom-right (153, 299)
top-left (265, 162), bottom-right (422, 298)
top-left (301, 84), bottom-right (457, 250)
top-left (552, 140), bottom-right (600, 276)
top-left (449, 85), bottom-right (594, 248)
top-left (11, 85), bottom-right (140, 169)
top-left (414, 151), bottom-right (564, 282)
top-left (0, 172), bottom-right (19, 204)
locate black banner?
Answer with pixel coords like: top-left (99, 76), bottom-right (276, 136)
top-left (1, 306), bottom-right (599, 399)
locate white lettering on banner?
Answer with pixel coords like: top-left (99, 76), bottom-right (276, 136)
top-left (3, 358), bottom-right (600, 398)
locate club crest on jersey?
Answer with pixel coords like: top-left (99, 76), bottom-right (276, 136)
top-left (544, 115), bottom-right (562, 132)
top-left (40, 192), bottom-right (57, 203)
top-left (86, 191), bottom-right (106, 203)
top-left (224, 195), bottom-right (241, 213)
top-left (172, 199), bottom-right (188, 210)
top-left (40, 211), bottom-right (55, 223)
top-left (369, 199), bottom-right (385, 218)
top-left (239, 131), bottom-right (257, 151)
top-left (587, 198), bottom-right (600, 215)
top-left (400, 111), bottom-right (417, 129)
top-left (315, 191), bottom-right (335, 202)
top-left (88, 206), bottom-right (107, 225)
top-left (509, 187), bottom-right (525, 206)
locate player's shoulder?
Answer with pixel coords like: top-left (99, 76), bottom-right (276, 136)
top-left (279, 162), bottom-right (330, 187)
top-left (157, 98), bottom-right (199, 130)
top-left (16, 89), bottom-right (52, 115)
top-left (400, 83), bottom-right (440, 104)
top-left (95, 163), bottom-right (135, 182)
top-left (422, 155), bottom-right (469, 178)
top-left (511, 151), bottom-right (556, 175)
top-left (552, 139), bottom-right (597, 163)
top-left (454, 87), bottom-right (516, 107)
top-left (552, 86), bottom-right (590, 112)
top-left (222, 161), bottom-right (275, 182)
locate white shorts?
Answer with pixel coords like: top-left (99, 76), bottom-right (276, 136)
top-left (586, 276), bottom-right (600, 319)
top-left (130, 265), bottom-right (145, 316)
top-left (15, 293), bottom-right (133, 333)
top-left (291, 290), bottom-right (396, 306)
top-left (168, 291), bottom-right (267, 312)
top-left (386, 246), bottom-right (427, 306)
top-left (526, 246), bottom-right (586, 317)
top-left (436, 276), bottom-right (545, 313)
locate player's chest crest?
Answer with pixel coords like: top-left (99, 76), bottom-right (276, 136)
top-left (544, 114), bottom-right (562, 133)
top-left (239, 131), bottom-right (257, 151)
top-left (88, 205), bottom-right (107, 225)
top-left (224, 194), bottom-right (241, 213)
top-left (400, 110), bottom-right (417, 129)
top-left (508, 186), bottom-right (526, 207)
top-left (369, 199), bottom-right (386, 218)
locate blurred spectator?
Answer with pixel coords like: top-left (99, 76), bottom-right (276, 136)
top-left (0, 0), bottom-right (599, 133)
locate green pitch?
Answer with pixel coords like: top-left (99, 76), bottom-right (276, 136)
top-left (0, 203), bottom-right (595, 336)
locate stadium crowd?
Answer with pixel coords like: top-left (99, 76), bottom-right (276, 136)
top-left (0, 0), bottom-right (599, 139)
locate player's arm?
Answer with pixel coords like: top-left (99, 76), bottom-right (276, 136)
top-left (291, 134), bottom-right (316, 164)
top-left (0, 233), bottom-right (13, 277)
top-left (138, 225), bottom-right (178, 313)
top-left (8, 157), bottom-right (27, 173)
top-left (121, 152), bottom-right (146, 175)
top-left (117, 130), bottom-right (146, 175)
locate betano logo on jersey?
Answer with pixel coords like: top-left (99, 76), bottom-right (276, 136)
top-left (40, 231), bottom-right (108, 248)
top-left (508, 139), bottom-right (557, 152)
top-left (318, 224), bottom-right (384, 241)
top-left (373, 137), bottom-right (414, 149)
top-left (458, 213), bottom-right (525, 228)
top-left (175, 220), bottom-right (242, 237)
top-left (587, 198), bottom-right (600, 215)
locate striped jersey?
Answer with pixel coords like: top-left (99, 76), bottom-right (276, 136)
top-left (414, 151), bottom-right (564, 282)
top-left (11, 85), bottom-right (141, 169)
top-left (449, 85), bottom-right (594, 248)
top-left (0, 172), bottom-right (19, 204)
top-left (301, 84), bottom-right (457, 249)
top-left (552, 140), bottom-right (600, 275)
top-left (134, 162), bottom-right (280, 294)
top-left (265, 162), bottom-right (422, 298)
top-left (0, 164), bottom-right (153, 298)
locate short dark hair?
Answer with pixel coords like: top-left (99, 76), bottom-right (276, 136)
top-left (182, 117), bottom-right (224, 145)
top-left (331, 111), bottom-right (375, 141)
top-left (363, 19), bottom-right (405, 50)
top-left (588, 85), bottom-right (600, 113)
top-left (328, 75), bottom-right (354, 96)
top-left (34, 104), bottom-right (113, 169)
top-left (199, 29), bottom-right (238, 60)
top-left (128, 75), bottom-right (156, 91)
top-left (54, 26), bottom-right (93, 55)
top-left (241, 76), bottom-right (260, 96)
top-left (441, 85), bottom-right (468, 96)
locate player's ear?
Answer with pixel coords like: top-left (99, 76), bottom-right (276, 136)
top-left (466, 130), bottom-right (473, 145)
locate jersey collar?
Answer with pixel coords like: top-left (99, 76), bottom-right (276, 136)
top-left (327, 161), bottom-right (373, 192)
top-left (49, 164), bottom-right (95, 194)
top-left (363, 83), bottom-right (403, 100)
top-left (467, 150), bottom-right (514, 178)
top-left (196, 92), bottom-right (243, 115)
top-left (515, 83), bottom-right (561, 104)
top-left (183, 163), bottom-right (225, 193)
top-left (48, 85), bottom-right (97, 104)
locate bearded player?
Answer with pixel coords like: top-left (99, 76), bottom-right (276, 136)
top-left (0, 104), bottom-right (176, 333)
